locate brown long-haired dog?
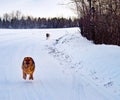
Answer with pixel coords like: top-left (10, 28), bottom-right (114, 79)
top-left (22, 57), bottom-right (35, 80)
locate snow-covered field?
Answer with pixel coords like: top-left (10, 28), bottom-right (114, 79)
top-left (0, 28), bottom-right (120, 100)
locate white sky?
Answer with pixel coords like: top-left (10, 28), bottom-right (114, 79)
top-left (0, 0), bottom-right (76, 18)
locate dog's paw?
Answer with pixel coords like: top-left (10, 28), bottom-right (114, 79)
top-left (29, 76), bottom-right (34, 80)
top-left (29, 77), bottom-right (33, 80)
top-left (23, 76), bottom-right (26, 80)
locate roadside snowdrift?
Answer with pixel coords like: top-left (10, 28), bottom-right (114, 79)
top-left (47, 28), bottom-right (120, 99)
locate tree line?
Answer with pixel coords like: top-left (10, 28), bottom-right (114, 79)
top-left (71, 0), bottom-right (120, 46)
top-left (0, 11), bottom-right (79, 29)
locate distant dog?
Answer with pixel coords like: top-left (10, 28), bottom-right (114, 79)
top-left (46, 33), bottom-right (50, 40)
top-left (22, 57), bottom-right (35, 80)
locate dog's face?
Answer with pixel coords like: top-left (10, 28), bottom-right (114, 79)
top-left (22, 57), bottom-right (35, 80)
top-left (23, 57), bottom-right (34, 67)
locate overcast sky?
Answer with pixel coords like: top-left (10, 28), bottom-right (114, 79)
top-left (0, 0), bottom-right (76, 18)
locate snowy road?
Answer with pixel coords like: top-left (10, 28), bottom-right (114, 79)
top-left (0, 29), bottom-right (119, 100)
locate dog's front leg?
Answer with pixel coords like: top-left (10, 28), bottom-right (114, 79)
top-left (23, 71), bottom-right (27, 80)
top-left (29, 73), bottom-right (33, 80)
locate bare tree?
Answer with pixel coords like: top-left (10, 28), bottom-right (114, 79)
top-left (70, 0), bottom-right (120, 45)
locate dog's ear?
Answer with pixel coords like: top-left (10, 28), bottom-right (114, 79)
top-left (22, 60), bottom-right (24, 66)
top-left (22, 57), bottom-right (26, 66)
top-left (22, 60), bottom-right (24, 69)
top-left (32, 59), bottom-right (35, 66)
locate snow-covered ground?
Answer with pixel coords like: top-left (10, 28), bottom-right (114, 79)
top-left (0, 28), bottom-right (120, 100)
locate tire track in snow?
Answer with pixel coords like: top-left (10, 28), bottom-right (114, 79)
top-left (32, 80), bottom-right (56, 100)
top-left (71, 73), bottom-right (86, 100)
